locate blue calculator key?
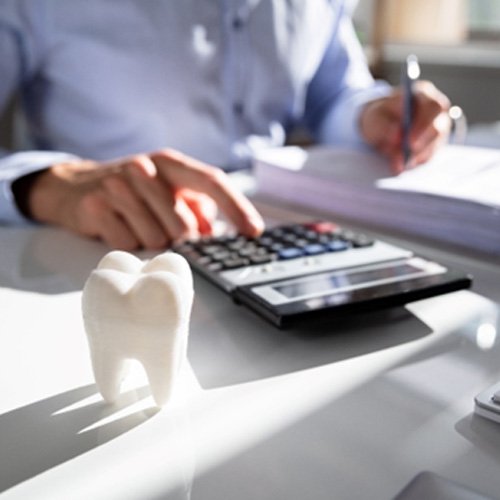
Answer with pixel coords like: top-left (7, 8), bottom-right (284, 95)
top-left (327, 240), bottom-right (350, 252)
top-left (303, 243), bottom-right (327, 255)
top-left (278, 247), bottom-right (304, 260)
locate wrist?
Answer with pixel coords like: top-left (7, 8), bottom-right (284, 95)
top-left (18, 166), bottom-right (65, 223)
top-left (11, 169), bottom-right (48, 220)
top-left (359, 99), bottom-right (381, 148)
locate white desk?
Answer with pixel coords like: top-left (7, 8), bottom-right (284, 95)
top-left (1, 200), bottom-right (500, 500)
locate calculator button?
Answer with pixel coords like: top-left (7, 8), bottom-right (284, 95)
top-left (238, 245), bottom-right (260, 257)
top-left (270, 242), bottom-right (285, 251)
top-left (199, 244), bottom-right (225, 256)
top-left (269, 228), bottom-right (286, 238)
top-left (255, 236), bottom-right (274, 247)
top-left (293, 238), bottom-right (310, 248)
top-left (281, 233), bottom-right (298, 244)
top-left (211, 250), bottom-right (233, 261)
top-left (303, 230), bottom-right (319, 241)
top-left (303, 243), bottom-right (327, 255)
top-left (316, 234), bottom-right (333, 244)
top-left (351, 235), bottom-right (374, 248)
top-left (249, 254), bottom-right (274, 265)
top-left (289, 225), bottom-right (308, 236)
top-left (206, 262), bottom-right (224, 272)
top-left (227, 238), bottom-right (249, 251)
top-left (195, 255), bottom-right (213, 266)
top-left (222, 257), bottom-right (250, 269)
top-left (278, 247), bottom-right (304, 260)
top-left (327, 240), bottom-right (350, 252)
top-left (339, 229), bottom-right (356, 242)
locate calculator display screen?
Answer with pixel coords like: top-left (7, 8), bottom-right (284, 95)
top-left (272, 263), bottom-right (421, 300)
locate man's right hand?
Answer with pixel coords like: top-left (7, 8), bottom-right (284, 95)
top-left (23, 149), bottom-right (264, 250)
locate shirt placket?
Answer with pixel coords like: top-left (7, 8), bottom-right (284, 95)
top-left (221, 0), bottom-right (254, 167)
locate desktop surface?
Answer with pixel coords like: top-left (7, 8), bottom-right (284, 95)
top-left (1, 201), bottom-right (500, 500)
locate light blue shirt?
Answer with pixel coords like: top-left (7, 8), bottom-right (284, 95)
top-left (0, 0), bottom-right (389, 223)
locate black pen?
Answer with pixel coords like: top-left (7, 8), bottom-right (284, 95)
top-left (402, 54), bottom-right (420, 169)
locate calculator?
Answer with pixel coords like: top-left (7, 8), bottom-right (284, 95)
top-left (174, 221), bottom-right (472, 327)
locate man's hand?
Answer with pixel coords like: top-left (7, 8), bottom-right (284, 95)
top-left (24, 149), bottom-right (264, 249)
top-left (360, 81), bottom-right (451, 174)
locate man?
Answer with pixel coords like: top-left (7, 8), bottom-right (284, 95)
top-left (0, 0), bottom-right (450, 249)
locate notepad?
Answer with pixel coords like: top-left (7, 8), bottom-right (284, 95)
top-left (253, 144), bottom-right (500, 255)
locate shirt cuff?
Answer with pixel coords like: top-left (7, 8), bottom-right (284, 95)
top-left (317, 80), bottom-right (392, 151)
top-left (0, 151), bottom-right (80, 224)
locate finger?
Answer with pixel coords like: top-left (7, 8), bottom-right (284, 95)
top-left (78, 192), bottom-right (140, 250)
top-left (124, 156), bottom-right (199, 241)
top-left (172, 195), bottom-right (201, 242)
top-left (411, 140), bottom-right (440, 166)
top-left (103, 175), bottom-right (169, 249)
top-left (410, 81), bottom-right (450, 146)
top-left (412, 110), bottom-right (450, 154)
top-left (151, 150), bottom-right (264, 237)
top-left (411, 120), bottom-right (448, 166)
top-left (180, 189), bottom-right (218, 235)
top-left (390, 151), bottom-right (405, 175)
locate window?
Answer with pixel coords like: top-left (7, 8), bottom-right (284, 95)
top-left (468, 0), bottom-right (500, 40)
top-left (354, 0), bottom-right (500, 46)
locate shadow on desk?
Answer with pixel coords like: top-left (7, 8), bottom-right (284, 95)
top-left (0, 226), bottom-right (155, 294)
top-left (456, 414), bottom-right (500, 466)
top-left (188, 275), bottom-right (434, 389)
top-left (0, 384), bottom-right (158, 494)
top-left (0, 227), bottom-right (110, 293)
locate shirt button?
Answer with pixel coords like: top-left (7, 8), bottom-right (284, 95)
top-left (233, 102), bottom-right (244, 115)
top-left (232, 17), bottom-right (244, 30)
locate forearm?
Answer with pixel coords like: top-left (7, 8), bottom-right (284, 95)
top-left (303, 2), bottom-right (391, 149)
top-left (315, 83), bottom-right (392, 149)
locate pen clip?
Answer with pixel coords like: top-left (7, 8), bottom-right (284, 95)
top-left (406, 54), bottom-right (421, 81)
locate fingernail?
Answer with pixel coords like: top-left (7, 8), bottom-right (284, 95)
top-left (249, 214), bottom-right (265, 235)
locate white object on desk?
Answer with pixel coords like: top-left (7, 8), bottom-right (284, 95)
top-left (82, 250), bottom-right (194, 407)
top-left (377, 144), bottom-right (500, 208)
top-left (474, 380), bottom-right (500, 424)
top-left (253, 144), bottom-right (500, 255)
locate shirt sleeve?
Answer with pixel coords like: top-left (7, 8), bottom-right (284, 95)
top-left (303, 2), bottom-right (391, 150)
top-left (0, 151), bottom-right (80, 224)
top-left (0, 6), bottom-right (80, 224)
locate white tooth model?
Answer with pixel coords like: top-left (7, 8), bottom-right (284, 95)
top-left (82, 250), bottom-right (194, 407)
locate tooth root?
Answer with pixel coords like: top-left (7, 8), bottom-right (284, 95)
top-left (90, 347), bottom-right (129, 404)
top-left (141, 352), bottom-right (177, 407)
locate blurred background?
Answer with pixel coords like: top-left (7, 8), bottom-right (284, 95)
top-left (353, 0), bottom-right (500, 147)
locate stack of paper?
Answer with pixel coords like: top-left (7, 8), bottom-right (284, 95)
top-left (253, 144), bottom-right (500, 255)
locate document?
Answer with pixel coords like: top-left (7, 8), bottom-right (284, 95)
top-left (253, 144), bottom-right (500, 255)
top-left (377, 145), bottom-right (500, 208)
